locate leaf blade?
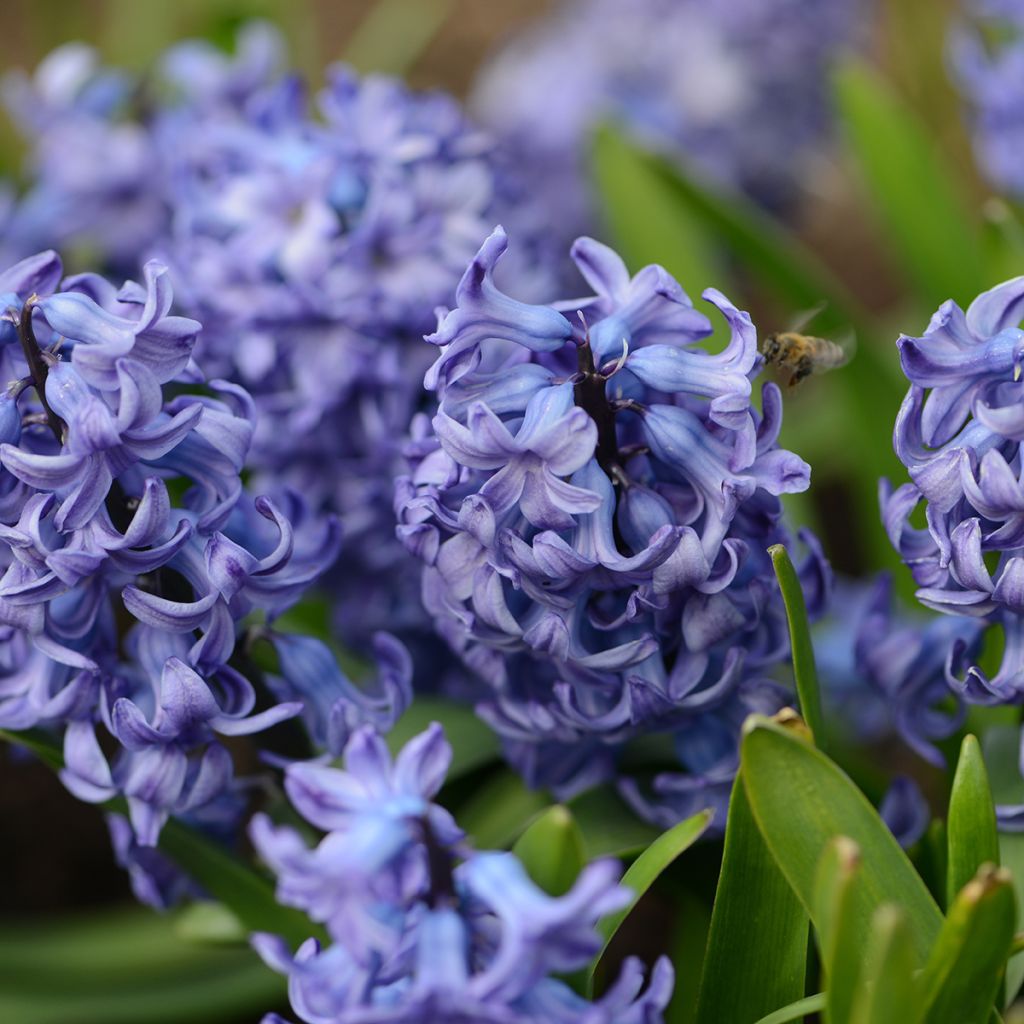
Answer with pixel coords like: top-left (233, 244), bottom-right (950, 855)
top-left (769, 544), bottom-right (825, 751)
top-left (590, 808), bottom-right (712, 992)
top-left (695, 777), bottom-right (807, 1024)
top-left (741, 715), bottom-right (943, 966)
top-left (947, 733), bottom-right (1000, 908)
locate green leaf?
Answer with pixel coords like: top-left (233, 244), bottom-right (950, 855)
top-left (591, 124), bottom-right (719, 297)
top-left (455, 768), bottom-right (551, 850)
top-left (813, 837), bottom-right (863, 1024)
top-left (983, 724), bottom-right (1024, 1006)
top-left (387, 697), bottom-right (500, 782)
top-left (666, 889), bottom-right (712, 1024)
top-left (769, 544), bottom-right (825, 751)
top-left (342, 0), bottom-right (452, 76)
top-left (596, 127), bottom-right (865, 332)
top-left (981, 199), bottom-right (1024, 285)
top-left (160, 818), bottom-right (317, 946)
top-left (590, 808), bottom-right (712, 994)
top-left (753, 994), bottom-right (827, 1024)
top-left (1, 726), bottom-right (317, 946)
top-left (916, 819), bottom-right (948, 910)
top-left (833, 59), bottom-right (983, 309)
top-left (0, 727), bottom-right (63, 770)
top-left (0, 906), bottom-right (282, 1023)
top-left (569, 785), bottom-right (661, 858)
top-left (919, 865), bottom-right (1016, 1024)
top-left (848, 905), bottom-right (920, 1024)
top-left (695, 777), bottom-right (807, 1024)
top-left (512, 805), bottom-right (586, 896)
top-left (947, 734), bottom-right (1000, 908)
top-left (741, 714), bottom-right (942, 965)
top-left (173, 902), bottom-right (247, 946)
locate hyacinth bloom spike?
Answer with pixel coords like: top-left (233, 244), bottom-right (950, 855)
top-left (0, 247), bottom-right (351, 860)
top-left (252, 725), bottom-right (673, 1023)
top-left (399, 229), bottom-right (827, 818)
top-left (885, 274), bottom-right (1024, 822)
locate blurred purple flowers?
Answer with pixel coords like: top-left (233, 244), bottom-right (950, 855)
top-left (252, 723), bottom-right (674, 1024)
top-left (397, 228), bottom-right (828, 823)
top-left (1, 25), bottom-right (553, 677)
top-left (472, 0), bottom-right (866, 246)
top-left (954, 2), bottom-right (1024, 197)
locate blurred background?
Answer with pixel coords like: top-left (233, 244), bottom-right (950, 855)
top-left (0, 0), bottom-right (1008, 1020)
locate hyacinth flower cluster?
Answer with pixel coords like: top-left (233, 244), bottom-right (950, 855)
top-left (397, 228), bottom-right (827, 824)
top-left (882, 277), bottom-right (1024, 817)
top-left (1, 26), bottom-right (553, 670)
top-left (0, 248), bottom-right (349, 857)
top-left (952, 0), bottom-right (1024, 198)
top-left (472, 0), bottom-right (865, 246)
top-left (252, 723), bottom-right (673, 1024)
top-left (0, 22), bottom-right (284, 269)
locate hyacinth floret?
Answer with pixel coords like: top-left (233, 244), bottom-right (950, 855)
top-left (397, 228), bottom-right (827, 824)
top-left (0, 249), bottom-right (343, 847)
top-left (251, 724), bottom-right (674, 1024)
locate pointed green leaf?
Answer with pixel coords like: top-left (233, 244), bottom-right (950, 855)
top-left (919, 865), bottom-right (1016, 1023)
top-left (591, 123), bottom-right (719, 297)
top-left (568, 785), bottom-right (661, 858)
top-left (590, 808), bottom-right (712, 993)
top-left (754, 994), bottom-right (827, 1024)
top-left (983, 725), bottom-right (1024, 1007)
top-left (813, 837), bottom-right (863, 1024)
top-left (833, 59), bottom-right (983, 309)
top-left (741, 715), bottom-right (942, 965)
top-left (695, 777), bottom-right (807, 1024)
top-left (948, 734), bottom-right (1000, 908)
top-left (848, 905), bottom-right (920, 1024)
top-left (512, 804), bottom-right (586, 896)
top-left (769, 544), bottom-right (825, 751)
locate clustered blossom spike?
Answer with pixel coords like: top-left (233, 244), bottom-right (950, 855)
top-left (397, 228), bottom-right (828, 824)
top-left (1, 27), bottom-right (554, 680)
top-left (252, 723), bottom-right (674, 1024)
top-left (953, 1), bottom-right (1024, 198)
top-left (471, 0), bottom-right (865, 249)
top-left (883, 278), bottom-right (1024, 712)
top-left (0, 248), bottom-right (345, 855)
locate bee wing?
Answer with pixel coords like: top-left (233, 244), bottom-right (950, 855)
top-left (835, 330), bottom-right (856, 366)
top-left (808, 330), bottom-right (855, 375)
top-left (786, 300), bottom-right (828, 334)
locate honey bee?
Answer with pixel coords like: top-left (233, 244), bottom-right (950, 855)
top-left (760, 331), bottom-right (850, 388)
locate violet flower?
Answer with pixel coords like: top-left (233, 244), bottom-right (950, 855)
top-left (398, 229), bottom-right (827, 823)
top-left (251, 724), bottom-right (674, 1024)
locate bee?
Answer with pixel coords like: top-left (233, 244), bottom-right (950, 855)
top-left (760, 305), bottom-right (853, 388)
